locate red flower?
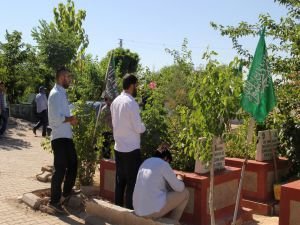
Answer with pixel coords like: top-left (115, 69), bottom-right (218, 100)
top-left (149, 81), bottom-right (157, 90)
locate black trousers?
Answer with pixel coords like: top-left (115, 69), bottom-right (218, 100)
top-left (50, 138), bottom-right (78, 204)
top-left (0, 108), bottom-right (8, 135)
top-left (34, 110), bottom-right (48, 136)
top-left (114, 149), bottom-right (142, 209)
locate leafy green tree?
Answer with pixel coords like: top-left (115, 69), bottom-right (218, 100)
top-left (0, 31), bottom-right (32, 103)
top-left (178, 54), bottom-right (243, 163)
top-left (69, 54), bottom-right (105, 102)
top-left (100, 48), bottom-right (140, 78)
top-left (32, 0), bottom-right (88, 70)
top-left (53, 0), bottom-right (89, 54)
top-left (211, 0), bottom-right (300, 176)
top-left (211, 0), bottom-right (299, 78)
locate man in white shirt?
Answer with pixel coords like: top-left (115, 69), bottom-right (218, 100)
top-left (111, 74), bottom-right (146, 209)
top-left (33, 86), bottom-right (48, 137)
top-left (133, 145), bottom-right (189, 224)
top-left (48, 67), bottom-right (78, 213)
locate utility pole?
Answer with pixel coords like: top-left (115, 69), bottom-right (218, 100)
top-left (118, 38), bottom-right (123, 48)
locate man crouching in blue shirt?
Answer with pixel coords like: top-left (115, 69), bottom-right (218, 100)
top-left (48, 67), bottom-right (79, 213)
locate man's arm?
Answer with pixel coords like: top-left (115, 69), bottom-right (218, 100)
top-left (162, 163), bottom-right (185, 192)
top-left (129, 102), bottom-right (146, 134)
top-left (49, 94), bottom-right (78, 126)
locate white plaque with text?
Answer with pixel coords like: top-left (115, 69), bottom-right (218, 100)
top-left (256, 129), bottom-right (279, 161)
top-left (194, 137), bottom-right (225, 174)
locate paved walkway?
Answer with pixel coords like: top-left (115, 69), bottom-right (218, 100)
top-left (0, 118), bottom-right (278, 225)
top-left (0, 118), bottom-right (106, 225)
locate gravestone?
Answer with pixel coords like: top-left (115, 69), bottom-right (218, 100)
top-left (256, 129), bottom-right (279, 161)
top-left (194, 137), bottom-right (225, 174)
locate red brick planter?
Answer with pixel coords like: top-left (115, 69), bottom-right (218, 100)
top-left (225, 157), bottom-right (289, 215)
top-left (100, 159), bottom-right (252, 225)
top-left (99, 159), bottom-right (116, 202)
top-left (279, 180), bottom-right (300, 225)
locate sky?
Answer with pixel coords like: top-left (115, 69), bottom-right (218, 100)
top-left (0, 0), bottom-right (288, 70)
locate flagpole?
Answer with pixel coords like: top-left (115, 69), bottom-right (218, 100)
top-left (209, 137), bottom-right (216, 225)
top-left (231, 118), bottom-right (255, 225)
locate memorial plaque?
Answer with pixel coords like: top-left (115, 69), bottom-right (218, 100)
top-left (256, 129), bottom-right (279, 161)
top-left (214, 137), bottom-right (226, 170)
top-left (194, 137), bottom-right (225, 174)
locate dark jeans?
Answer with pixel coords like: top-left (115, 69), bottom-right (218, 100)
top-left (102, 132), bottom-right (113, 158)
top-left (50, 138), bottom-right (78, 204)
top-left (34, 110), bottom-right (48, 136)
top-left (114, 149), bottom-right (142, 209)
top-left (0, 108), bottom-right (9, 135)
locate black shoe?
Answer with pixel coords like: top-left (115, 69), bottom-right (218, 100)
top-left (61, 189), bottom-right (81, 205)
top-left (69, 189), bottom-right (81, 196)
top-left (48, 203), bottom-right (66, 214)
top-left (33, 128), bottom-right (36, 136)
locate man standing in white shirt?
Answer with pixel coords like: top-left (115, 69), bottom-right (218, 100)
top-left (133, 145), bottom-right (189, 224)
top-left (48, 67), bottom-right (78, 213)
top-left (111, 74), bottom-right (146, 209)
top-left (33, 86), bottom-right (48, 137)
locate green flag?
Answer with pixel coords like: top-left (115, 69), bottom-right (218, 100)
top-left (241, 29), bottom-right (276, 123)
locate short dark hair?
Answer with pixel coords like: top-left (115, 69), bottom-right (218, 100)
top-left (153, 143), bottom-right (172, 162)
top-left (0, 81), bottom-right (4, 85)
top-left (123, 74), bottom-right (137, 90)
top-left (56, 66), bottom-right (70, 80)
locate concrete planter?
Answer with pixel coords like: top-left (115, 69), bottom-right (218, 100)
top-left (279, 180), bottom-right (300, 225)
top-left (225, 157), bottom-right (289, 215)
top-left (99, 159), bottom-right (252, 225)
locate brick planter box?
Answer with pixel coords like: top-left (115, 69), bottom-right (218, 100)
top-left (99, 159), bottom-right (116, 202)
top-left (225, 157), bottom-right (289, 215)
top-left (279, 180), bottom-right (300, 225)
top-left (100, 159), bottom-right (252, 225)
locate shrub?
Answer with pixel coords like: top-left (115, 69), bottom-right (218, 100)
top-left (72, 101), bottom-right (104, 185)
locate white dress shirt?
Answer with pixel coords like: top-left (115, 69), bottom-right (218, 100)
top-left (133, 158), bottom-right (185, 216)
top-left (48, 84), bottom-right (72, 141)
top-left (110, 91), bottom-right (146, 152)
top-left (35, 93), bottom-right (48, 113)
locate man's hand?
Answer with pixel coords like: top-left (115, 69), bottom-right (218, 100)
top-left (177, 173), bottom-right (185, 181)
top-left (70, 117), bottom-right (78, 126)
top-left (65, 116), bottom-right (78, 126)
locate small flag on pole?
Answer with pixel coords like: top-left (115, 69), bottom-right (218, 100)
top-left (103, 54), bottom-right (118, 100)
top-left (241, 28), bottom-right (276, 123)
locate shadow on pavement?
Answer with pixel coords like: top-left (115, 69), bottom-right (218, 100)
top-left (0, 135), bottom-right (31, 150)
top-left (58, 216), bottom-right (85, 225)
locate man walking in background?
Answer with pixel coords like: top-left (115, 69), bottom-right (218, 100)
top-left (111, 74), bottom-right (146, 209)
top-left (0, 81), bottom-right (9, 136)
top-left (33, 86), bottom-right (48, 137)
top-left (48, 67), bottom-right (79, 213)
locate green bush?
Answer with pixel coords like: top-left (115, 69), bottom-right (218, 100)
top-left (72, 101), bottom-right (104, 185)
top-left (178, 55), bottom-right (243, 163)
top-left (223, 118), bottom-right (257, 159)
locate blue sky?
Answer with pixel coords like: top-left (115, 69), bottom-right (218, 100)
top-left (0, 0), bottom-right (287, 70)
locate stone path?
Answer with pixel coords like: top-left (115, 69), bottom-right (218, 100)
top-left (0, 118), bottom-right (279, 225)
top-left (0, 118), bottom-right (109, 225)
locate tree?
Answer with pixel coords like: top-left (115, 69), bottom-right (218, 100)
top-left (32, 0), bottom-right (88, 70)
top-left (100, 48), bottom-right (140, 78)
top-left (68, 54), bottom-right (105, 102)
top-left (0, 31), bottom-right (32, 103)
top-left (53, 0), bottom-right (89, 55)
top-left (211, 0), bottom-right (300, 176)
top-left (210, 0), bottom-right (299, 77)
